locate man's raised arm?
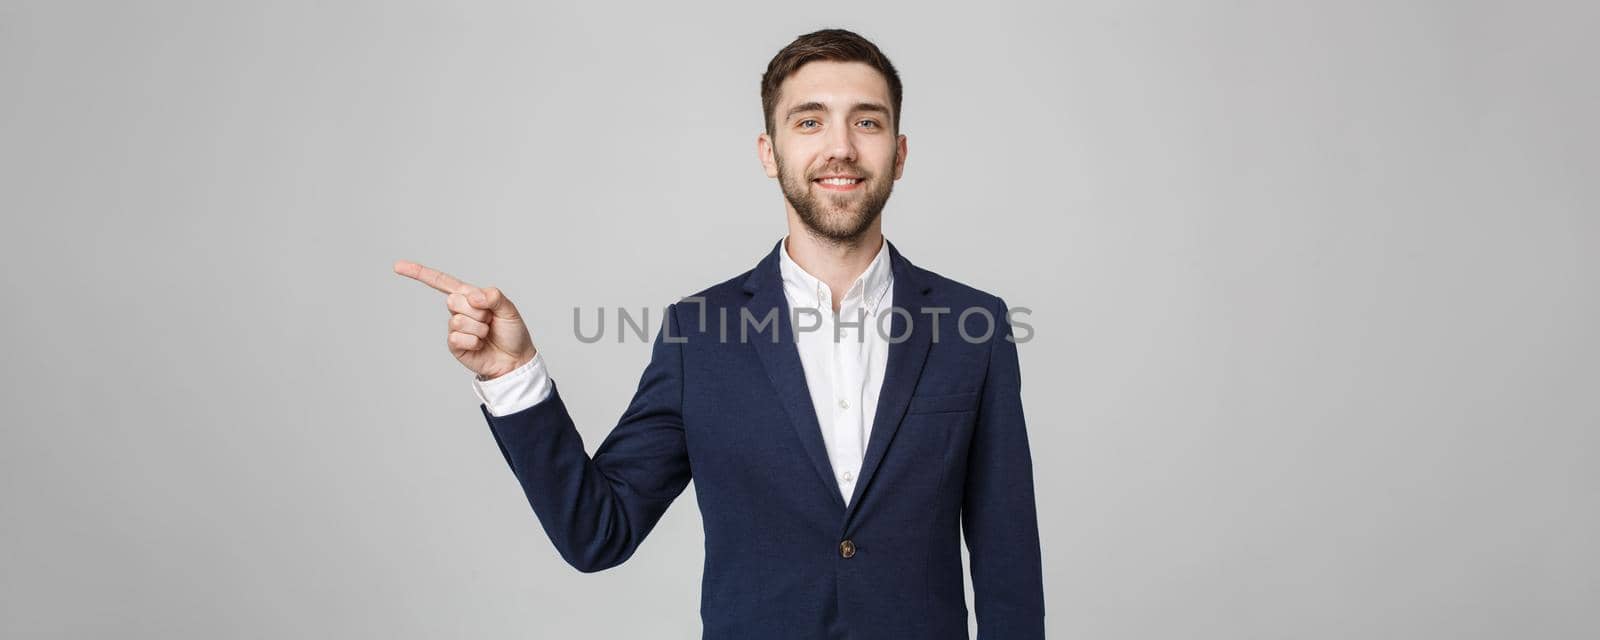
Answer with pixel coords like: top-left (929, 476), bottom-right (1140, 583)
top-left (395, 261), bottom-right (692, 572)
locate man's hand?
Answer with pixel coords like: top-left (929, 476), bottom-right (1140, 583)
top-left (394, 260), bottom-right (536, 380)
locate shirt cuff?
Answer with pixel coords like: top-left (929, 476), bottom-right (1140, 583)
top-left (472, 352), bottom-right (552, 417)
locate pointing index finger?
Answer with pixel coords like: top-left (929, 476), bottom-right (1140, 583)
top-left (393, 259), bottom-right (474, 295)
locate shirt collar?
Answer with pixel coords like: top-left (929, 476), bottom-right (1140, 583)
top-left (778, 235), bottom-right (894, 311)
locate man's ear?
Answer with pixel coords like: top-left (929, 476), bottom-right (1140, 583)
top-left (892, 133), bottom-right (908, 180)
top-left (757, 133), bottom-right (779, 178)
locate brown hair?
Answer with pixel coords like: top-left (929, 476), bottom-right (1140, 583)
top-left (760, 28), bottom-right (903, 137)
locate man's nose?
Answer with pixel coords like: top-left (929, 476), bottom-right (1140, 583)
top-left (823, 122), bottom-right (857, 164)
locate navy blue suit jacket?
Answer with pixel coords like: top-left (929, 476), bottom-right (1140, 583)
top-left (480, 240), bottom-right (1045, 638)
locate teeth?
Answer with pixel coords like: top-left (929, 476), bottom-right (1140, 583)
top-left (819, 178), bottom-right (859, 185)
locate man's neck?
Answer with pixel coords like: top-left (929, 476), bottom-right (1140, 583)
top-left (783, 223), bottom-right (885, 313)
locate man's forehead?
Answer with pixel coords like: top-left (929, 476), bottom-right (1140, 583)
top-left (778, 60), bottom-right (892, 111)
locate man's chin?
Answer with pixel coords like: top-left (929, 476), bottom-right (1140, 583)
top-left (803, 213), bottom-right (875, 241)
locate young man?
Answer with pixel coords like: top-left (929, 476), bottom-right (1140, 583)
top-left (396, 28), bottom-right (1045, 639)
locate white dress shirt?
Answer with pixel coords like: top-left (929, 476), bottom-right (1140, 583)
top-left (473, 235), bottom-right (894, 507)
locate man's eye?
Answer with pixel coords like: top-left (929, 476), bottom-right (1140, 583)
top-left (857, 120), bottom-right (879, 128)
top-left (799, 119), bottom-right (819, 129)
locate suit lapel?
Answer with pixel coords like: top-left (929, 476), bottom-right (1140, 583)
top-left (845, 241), bottom-right (932, 518)
top-left (743, 240), bottom-right (846, 512)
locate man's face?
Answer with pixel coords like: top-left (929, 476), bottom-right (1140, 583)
top-left (759, 60), bottom-right (908, 243)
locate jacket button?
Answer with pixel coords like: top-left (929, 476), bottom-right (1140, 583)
top-left (839, 539), bottom-right (856, 559)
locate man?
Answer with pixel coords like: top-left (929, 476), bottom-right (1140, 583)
top-left (395, 28), bottom-right (1045, 639)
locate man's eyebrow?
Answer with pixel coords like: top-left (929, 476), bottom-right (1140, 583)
top-left (851, 102), bottom-right (891, 118)
top-left (784, 101), bottom-right (828, 120)
top-left (783, 101), bottom-right (893, 121)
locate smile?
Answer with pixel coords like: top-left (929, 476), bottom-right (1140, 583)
top-left (813, 176), bottom-right (863, 191)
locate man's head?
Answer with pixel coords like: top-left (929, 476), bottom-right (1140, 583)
top-left (758, 29), bottom-right (908, 245)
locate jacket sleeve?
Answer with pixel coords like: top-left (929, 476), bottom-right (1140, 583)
top-left (963, 296), bottom-right (1046, 638)
top-left (481, 303), bottom-right (691, 573)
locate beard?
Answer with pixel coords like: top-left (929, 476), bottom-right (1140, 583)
top-left (776, 152), bottom-right (896, 244)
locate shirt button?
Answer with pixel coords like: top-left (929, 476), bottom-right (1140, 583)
top-left (838, 399), bottom-right (850, 409)
top-left (839, 539), bottom-right (856, 559)
top-left (842, 470), bottom-right (854, 482)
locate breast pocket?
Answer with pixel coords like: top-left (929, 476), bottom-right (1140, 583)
top-left (906, 390), bottom-right (980, 415)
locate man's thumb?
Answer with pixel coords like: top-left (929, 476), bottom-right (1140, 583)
top-left (474, 287), bottom-right (520, 319)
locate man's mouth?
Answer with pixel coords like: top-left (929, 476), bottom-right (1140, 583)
top-left (812, 175), bottom-right (864, 192)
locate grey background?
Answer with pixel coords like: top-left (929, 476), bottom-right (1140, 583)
top-left (2, 1), bottom-right (1595, 638)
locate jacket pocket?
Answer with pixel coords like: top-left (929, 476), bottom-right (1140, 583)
top-left (906, 390), bottom-right (980, 415)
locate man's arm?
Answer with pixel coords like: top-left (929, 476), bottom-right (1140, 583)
top-left (393, 260), bottom-right (690, 573)
top-left (481, 302), bottom-right (691, 573)
top-left (963, 296), bottom-right (1046, 638)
